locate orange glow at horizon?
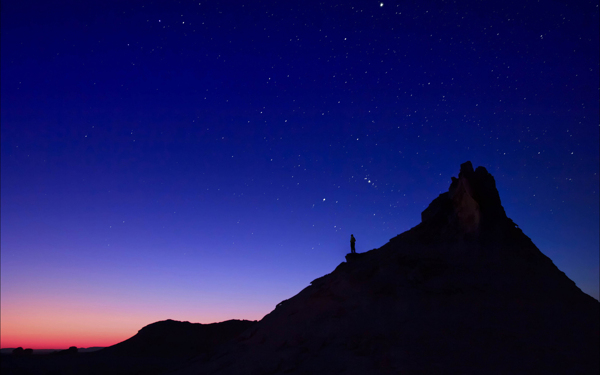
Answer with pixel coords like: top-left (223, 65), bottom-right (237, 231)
top-left (1, 294), bottom-right (267, 349)
top-left (1, 311), bottom-right (139, 349)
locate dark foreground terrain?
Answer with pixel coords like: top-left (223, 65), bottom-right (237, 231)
top-left (1, 320), bottom-right (256, 375)
top-left (1, 352), bottom-right (176, 375)
top-left (3, 162), bottom-right (598, 375)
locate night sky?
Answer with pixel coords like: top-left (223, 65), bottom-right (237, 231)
top-left (1, 0), bottom-right (598, 349)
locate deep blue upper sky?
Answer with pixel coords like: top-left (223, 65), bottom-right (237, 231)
top-left (1, 0), bottom-right (598, 341)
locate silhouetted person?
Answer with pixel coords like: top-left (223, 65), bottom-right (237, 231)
top-left (350, 234), bottom-right (356, 254)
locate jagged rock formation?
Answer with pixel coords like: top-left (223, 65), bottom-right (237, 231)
top-left (421, 161), bottom-right (507, 238)
top-left (98, 319), bottom-right (256, 359)
top-left (173, 162), bottom-right (599, 375)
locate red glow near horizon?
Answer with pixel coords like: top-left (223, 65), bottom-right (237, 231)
top-left (0, 295), bottom-right (267, 349)
top-left (1, 311), bottom-right (136, 349)
top-left (2, 0), bottom-right (599, 354)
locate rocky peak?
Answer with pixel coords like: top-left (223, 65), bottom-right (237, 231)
top-left (421, 161), bottom-right (509, 239)
top-left (171, 162), bottom-right (599, 375)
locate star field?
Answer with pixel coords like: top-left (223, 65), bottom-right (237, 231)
top-left (1, 0), bottom-right (598, 348)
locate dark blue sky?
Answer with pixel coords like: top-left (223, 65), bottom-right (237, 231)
top-left (1, 0), bottom-right (598, 347)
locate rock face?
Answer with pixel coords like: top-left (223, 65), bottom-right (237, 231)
top-left (421, 161), bottom-right (507, 237)
top-left (173, 162), bottom-right (599, 375)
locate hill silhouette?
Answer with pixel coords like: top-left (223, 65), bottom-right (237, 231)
top-left (1, 320), bottom-right (256, 375)
top-left (171, 162), bottom-right (599, 375)
top-left (3, 162), bottom-right (598, 375)
top-left (98, 319), bottom-right (256, 359)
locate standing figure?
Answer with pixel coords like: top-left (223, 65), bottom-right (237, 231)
top-left (350, 234), bottom-right (356, 254)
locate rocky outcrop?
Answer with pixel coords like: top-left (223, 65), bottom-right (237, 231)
top-left (172, 162), bottom-right (599, 375)
top-left (344, 252), bottom-right (367, 262)
top-left (420, 161), bottom-right (509, 239)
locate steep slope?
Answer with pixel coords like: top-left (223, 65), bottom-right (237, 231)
top-left (173, 162), bottom-right (599, 375)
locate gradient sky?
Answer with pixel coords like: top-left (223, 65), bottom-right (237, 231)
top-left (2, 0), bottom-right (598, 349)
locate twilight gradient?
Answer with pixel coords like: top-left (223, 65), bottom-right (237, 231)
top-left (1, 0), bottom-right (598, 349)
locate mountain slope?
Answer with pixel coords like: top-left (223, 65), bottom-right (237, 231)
top-left (173, 162), bottom-right (599, 375)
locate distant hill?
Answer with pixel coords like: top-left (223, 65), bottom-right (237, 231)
top-left (1, 321), bottom-right (255, 375)
top-left (79, 347), bottom-right (105, 353)
top-left (0, 347), bottom-right (104, 355)
top-left (171, 162), bottom-right (600, 375)
top-left (97, 319), bottom-right (256, 359)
